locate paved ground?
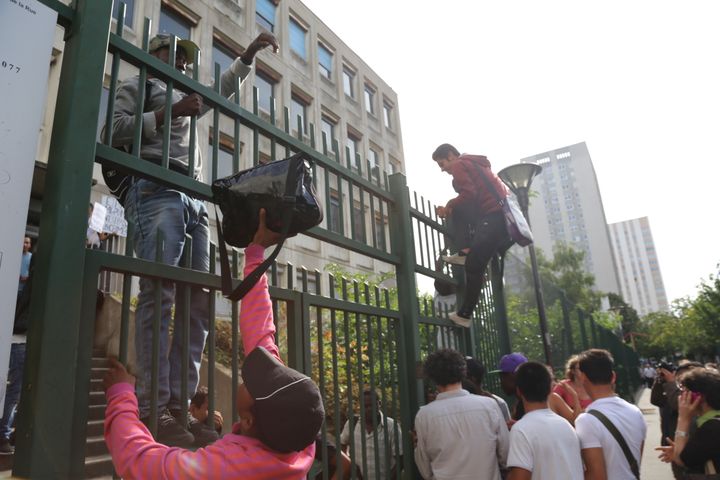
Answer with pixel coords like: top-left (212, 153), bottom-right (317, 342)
top-left (639, 387), bottom-right (675, 480)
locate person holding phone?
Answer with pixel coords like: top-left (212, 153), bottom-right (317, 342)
top-left (656, 367), bottom-right (720, 475)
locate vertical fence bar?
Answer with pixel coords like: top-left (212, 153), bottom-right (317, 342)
top-left (14, 1), bottom-right (113, 477)
top-left (387, 174), bottom-right (421, 478)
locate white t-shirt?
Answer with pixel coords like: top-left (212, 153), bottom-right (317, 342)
top-left (507, 408), bottom-right (584, 480)
top-left (575, 396), bottom-right (647, 480)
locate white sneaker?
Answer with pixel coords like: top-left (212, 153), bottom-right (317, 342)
top-left (448, 312), bottom-right (472, 328)
top-left (442, 254), bottom-right (466, 266)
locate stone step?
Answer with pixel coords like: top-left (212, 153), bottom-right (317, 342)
top-left (84, 454), bottom-right (114, 479)
top-left (88, 404), bottom-right (106, 422)
top-left (85, 435), bottom-right (108, 458)
top-left (88, 390), bottom-right (106, 407)
top-left (86, 419), bottom-right (104, 438)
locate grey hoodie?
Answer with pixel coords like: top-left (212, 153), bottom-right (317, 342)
top-left (109, 58), bottom-right (252, 181)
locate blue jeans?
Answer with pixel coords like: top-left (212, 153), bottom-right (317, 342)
top-left (125, 179), bottom-right (210, 418)
top-left (0, 343), bottom-right (26, 440)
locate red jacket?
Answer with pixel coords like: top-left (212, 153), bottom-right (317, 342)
top-left (445, 154), bottom-right (508, 215)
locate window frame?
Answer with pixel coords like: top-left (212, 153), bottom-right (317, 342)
top-left (289, 17), bottom-right (308, 60)
top-left (364, 85), bottom-right (376, 115)
top-left (318, 42), bottom-right (334, 80)
top-left (112, 0), bottom-right (135, 27)
top-left (256, 0), bottom-right (277, 32)
top-left (342, 67), bottom-right (355, 98)
top-left (158, 5), bottom-right (194, 41)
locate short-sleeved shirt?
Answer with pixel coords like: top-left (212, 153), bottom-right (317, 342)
top-left (680, 416), bottom-right (720, 473)
top-left (507, 408), bottom-right (584, 480)
top-left (575, 396), bottom-right (647, 480)
top-left (340, 413), bottom-right (401, 480)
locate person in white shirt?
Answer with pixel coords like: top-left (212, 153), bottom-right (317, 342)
top-left (575, 349), bottom-right (647, 480)
top-left (414, 348), bottom-right (509, 480)
top-left (340, 389), bottom-right (402, 480)
top-left (506, 361), bottom-right (584, 480)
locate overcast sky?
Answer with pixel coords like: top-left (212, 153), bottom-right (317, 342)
top-left (302, 0), bottom-right (720, 303)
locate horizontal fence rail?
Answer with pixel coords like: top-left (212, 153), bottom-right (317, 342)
top-left (17, 1), bottom-right (642, 478)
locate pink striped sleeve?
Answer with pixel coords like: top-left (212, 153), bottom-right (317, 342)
top-left (240, 243), bottom-right (280, 359)
top-left (104, 383), bottom-right (251, 479)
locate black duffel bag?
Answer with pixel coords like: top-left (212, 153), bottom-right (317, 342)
top-left (212, 152), bottom-right (323, 301)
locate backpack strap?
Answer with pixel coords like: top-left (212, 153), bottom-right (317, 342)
top-left (586, 409), bottom-right (640, 479)
top-left (215, 156), bottom-right (301, 301)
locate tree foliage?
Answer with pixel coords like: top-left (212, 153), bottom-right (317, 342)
top-left (635, 264), bottom-right (720, 360)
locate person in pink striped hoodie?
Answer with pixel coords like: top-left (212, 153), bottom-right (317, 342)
top-left (103, 209), bottom-right (325, 479)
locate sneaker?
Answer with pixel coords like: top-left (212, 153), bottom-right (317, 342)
top-left (448, 312), bottom-right (472, 328)
top-left (442, 254), bottom-right (466, 266)
top-left (0, 438), bottom-right (14, 455)
top-left (171, 409), bottom-right (220, 448)
top-left (188, 417), bottom-right (220, 447)
top-left (141, 409), bottom-right (194, 449)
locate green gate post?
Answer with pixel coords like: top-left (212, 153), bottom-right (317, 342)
top-left (561, 292), bottom-right (574, 356)
top-left (388, 174), bottom-right (422, 479)
top-left (490, 255), bottom-right (512, 356)
top-left (14, 0), bottom-right (113, 477)
top-left (577, 309), bottom-right (590, 350)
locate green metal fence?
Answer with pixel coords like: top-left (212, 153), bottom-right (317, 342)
top-left (15, 1), bottom-right (640, 478)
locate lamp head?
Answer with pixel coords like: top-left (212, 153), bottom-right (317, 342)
top-left (497, 163), bottom-right (543, 195)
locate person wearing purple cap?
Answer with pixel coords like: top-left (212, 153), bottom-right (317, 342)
top-left (490, 353), bottom-right (528, 423)
top-left (102, 210), bottom-right (324, 479)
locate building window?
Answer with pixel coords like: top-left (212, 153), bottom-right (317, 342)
top-left (212, 41), bottom-right (235, 73)
top-left (343, 68), bottom-right (355, 98)
top-left (364, 85), bottom-right (375, 115)
top-left (112, 0), bottom-right (134, 27)
top-left (256, 0), bottom-right (276, 32)
top-left (329, 192), bottom-right (342, 234)
top-left (216, 144), bottom-right (235, 180)
top-left (374, 215), bottom-right (386, 250)
top-left (321, 116), bottom-right (336, 153)
top-left (318, 43), bottom-right (333, 80)
top-left (289, 18), bottom-right (307, 60)
top-left (159, 6), bottom-right (192, 40)
top-left (254, 72), bottom-right (275, 113)
top-left (290, 95), bottom-right (308, 136)
top-left (346, 134), bottom-right (359, 169)
top-left (383, 102), bottom-right (393, 129)
top-left (352, 204), bottom-right (365, 242)
top-left (369, 148), bottom-right (380, 183)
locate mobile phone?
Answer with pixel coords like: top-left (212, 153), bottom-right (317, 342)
top-left (690, 391), bottom-right (702, 403)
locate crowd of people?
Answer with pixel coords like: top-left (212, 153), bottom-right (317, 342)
top-left (4, 21), bottom-right (719, 480)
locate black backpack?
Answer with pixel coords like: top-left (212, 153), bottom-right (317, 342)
top-left (101, 80), bottom-right (153, 205)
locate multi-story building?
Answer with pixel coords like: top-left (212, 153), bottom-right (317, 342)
top-left (608, 217), bottom-right (668, 316)
top-left (510, 142), bottom-right (621, 295)
top-left (31, 0), bottom-right (405, 308)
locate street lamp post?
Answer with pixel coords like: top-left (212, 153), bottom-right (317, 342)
top-left (497, 163), bottom-right (553, 366)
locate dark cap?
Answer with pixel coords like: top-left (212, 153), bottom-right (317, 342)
top-left (489, 352), bottom-right (528, 374)
top-left (148, 33), bottom-right (199, 65)
top-left (243, 347), bottom-right (324, 453)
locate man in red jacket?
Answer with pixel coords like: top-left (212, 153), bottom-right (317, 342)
top-left (433, 143), bottom-right (511, 327)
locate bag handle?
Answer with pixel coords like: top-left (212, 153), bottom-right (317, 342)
top-left (586, 409), bottom-right (640, 479)
top-left (215, 156), bottom-right (301, 301)
top-left (465, 159), bottom-right (505, 207)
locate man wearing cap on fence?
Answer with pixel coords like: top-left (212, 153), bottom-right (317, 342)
top-left (107, 30), bottom-right (279, 448)
top-left (490, 352), bottom-right (529, 424)
top-left (103, 209), bottom-right (324, 479)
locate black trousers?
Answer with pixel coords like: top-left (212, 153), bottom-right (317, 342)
top-left (450, 208), bottom-right (510, 317)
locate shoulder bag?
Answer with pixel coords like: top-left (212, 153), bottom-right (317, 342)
top-left (586, 409), bottom-right (640, 480)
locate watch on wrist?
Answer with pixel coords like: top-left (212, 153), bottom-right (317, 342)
top-left (675, 430), bottom-right (689, 438)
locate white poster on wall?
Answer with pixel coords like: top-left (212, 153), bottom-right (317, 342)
top-left (0, 0), bottom-right (57, 405)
